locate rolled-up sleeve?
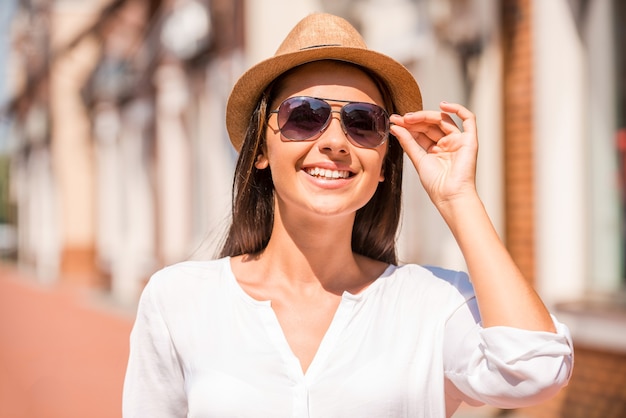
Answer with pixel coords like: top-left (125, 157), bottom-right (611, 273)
top-left (122, 277), bottom-right (187, 418)
top-left (444, 296), bottom-right (574, 408)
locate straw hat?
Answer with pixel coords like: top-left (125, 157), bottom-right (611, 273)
top-left (226, 12), bottom-right (422, 151)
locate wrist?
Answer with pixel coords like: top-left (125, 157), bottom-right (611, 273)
top-left (434, 190), bottom-right (493, 236)
top-left (433, 187), bottom-right (481, 216)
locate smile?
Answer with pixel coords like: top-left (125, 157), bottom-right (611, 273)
top-left (304, 167), bottom-right (352, 179)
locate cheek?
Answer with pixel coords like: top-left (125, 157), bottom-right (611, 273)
top-left (265, 142), bottom-right (303, 180)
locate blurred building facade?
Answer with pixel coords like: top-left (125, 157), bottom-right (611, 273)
top-left (3, 0), bottom-right (243, 302)
top-left (1, 0), bottom-right (625, 416)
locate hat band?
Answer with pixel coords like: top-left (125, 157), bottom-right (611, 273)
top-left (300, 44), bottom-right (342, 50)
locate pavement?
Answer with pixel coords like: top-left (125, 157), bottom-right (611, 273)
top-left (0, 263), bottom-right (134, 418)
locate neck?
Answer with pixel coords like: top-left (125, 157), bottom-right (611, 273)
top-left (258, 206), bottom-right (361, 292)
top-left (233, 207), bottom-right (389, 299)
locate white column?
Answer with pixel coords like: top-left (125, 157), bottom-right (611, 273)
top-left (469, 4), bottom-right (504, 245)
top-left (111, 99), bottom-right (156, 304)
top-left (154, 64), bottom-right (193, 266)
top-left (533, 0), bottom-right (587, 303)
top-left (30, 148), bottom-right (61, 283)
top-left (188, 59), bottom-right (238, 260)
top-left (93, 103), bottom-right (120, 275)
top-left (585, 0), bottom-right (620, 292)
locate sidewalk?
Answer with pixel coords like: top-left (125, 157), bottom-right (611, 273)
top-left (0, 263), bottom-right (134, 418)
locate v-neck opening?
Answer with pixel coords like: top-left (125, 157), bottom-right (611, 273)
top-left (223, 257), bottom-right (397, 379)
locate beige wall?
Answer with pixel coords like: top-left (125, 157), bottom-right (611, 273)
top-left (244, 0), bottom-right (322, 68)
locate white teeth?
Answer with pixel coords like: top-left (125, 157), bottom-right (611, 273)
top-left (306, 168), bottom-right (350, 179)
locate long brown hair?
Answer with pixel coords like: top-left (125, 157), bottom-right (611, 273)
top-left (219, 61), bottom-right (404, 264)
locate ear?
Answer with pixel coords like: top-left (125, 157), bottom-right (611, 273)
top-left (378, 165), bottom-right (385, 182)
top-left (255, 153), bottom-right (269, 170)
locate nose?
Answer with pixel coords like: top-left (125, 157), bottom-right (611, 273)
top-left (317, 114), bottom-right (350, 154)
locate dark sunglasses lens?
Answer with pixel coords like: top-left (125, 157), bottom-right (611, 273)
top-left (342, 103), bottom-right (389, 148)
top-left (278, 97), bottom-right (331, 140)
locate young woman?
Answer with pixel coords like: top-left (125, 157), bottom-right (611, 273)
top-left (123, 13), bottom-right (573, 418)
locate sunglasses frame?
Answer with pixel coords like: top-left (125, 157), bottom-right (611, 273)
top-left (268, 96), bottom-right (390, 149)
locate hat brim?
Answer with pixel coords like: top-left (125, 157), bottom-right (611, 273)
top-left (226, 45), bottom-right (422, 152)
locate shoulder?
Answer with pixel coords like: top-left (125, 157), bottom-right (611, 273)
top-left (143, 257), bottom-right (231, 305)
top-left (135, 257), bottom-right (235, 330)
top-left (389, 263), bottom-right (475, 303)
top-left (151, 256), bottom-right (229, 282)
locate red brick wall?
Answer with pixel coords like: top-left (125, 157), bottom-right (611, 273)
top-left (501, 0), bottom-right (535, 285)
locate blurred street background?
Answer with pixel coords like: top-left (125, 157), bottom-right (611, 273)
top-left (0, 0), bottom-right (625, 417)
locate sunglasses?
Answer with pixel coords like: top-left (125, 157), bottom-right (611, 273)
top-left (268, 96), bottom-right (390, 148)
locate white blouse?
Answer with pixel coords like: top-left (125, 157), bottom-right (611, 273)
top-left (123, 257), bottom-right (573, 418)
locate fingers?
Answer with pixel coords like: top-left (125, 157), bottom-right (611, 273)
top-left (397, 111), bottom-right (458, 136)
top-left (390, 113), bottom-right (453, 154)
top-left (390, 123), bottom-right (428, 168)
top-left (392, 102), bottom-right (475, 134)
top-left (438, 101), bottom-right (477, 135)
top-left (390, 101), bottom-right (476, 156)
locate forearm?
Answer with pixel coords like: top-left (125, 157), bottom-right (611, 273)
top-left (437, 192), bottom-right (556, 332)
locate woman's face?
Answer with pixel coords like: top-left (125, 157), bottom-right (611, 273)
top-left (258, 61), bottom-right (388, 221)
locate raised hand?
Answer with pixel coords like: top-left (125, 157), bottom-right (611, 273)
top-left (390, 102), bottom-right (479, 209)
